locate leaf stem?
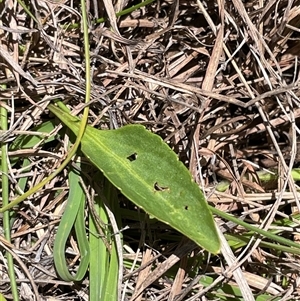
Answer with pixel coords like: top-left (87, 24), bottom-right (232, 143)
top-left (0, 86), bottom-right (19, 300)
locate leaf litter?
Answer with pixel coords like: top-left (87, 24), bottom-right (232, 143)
top-left (1, 0), bottom-right (300, 300)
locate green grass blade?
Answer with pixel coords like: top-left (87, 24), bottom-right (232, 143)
top-left (210, 206), bottom-right (300, 253)
top-left (199, 275), bottom-right (281, 301)
top-left (16, 159), bottom-right (31, 194)
top-left (101, 177), bottom-right (120, 301)
top-left (89, 175), bottom-right (110, 300)
top-left (9, 120), bottom-right (56, 151)
top-left (0, 0), bottom-right (91, 214)
top-left (8, 120), bottom-right (56, 167)
top-left (216, 169), bottom-right (300, 191)
top-left (89, 173), bottom-right (120, 301)
top-left (1, 90), bottom-right (19, 301)
top-left (0, 293), bottom-right (8, 301)
top-left (103, 240), bottom-right (119, 301)
top-left (64, 0), bottom-right (156, 29)
top-left (89, 200), bottom-right (108, 300)
top-left (93, 0), bottom-right (156, 25)
top-left (53, 167), bottom-right (89, 281)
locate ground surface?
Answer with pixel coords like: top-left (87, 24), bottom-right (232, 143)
top-left (1, 0), bottom-right (300, 300)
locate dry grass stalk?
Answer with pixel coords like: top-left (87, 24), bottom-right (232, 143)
top-left (1, 0), bottom-right (300, 299)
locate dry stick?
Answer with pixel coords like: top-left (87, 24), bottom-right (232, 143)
top-left (287, 94), bottom-right (299, 216)
top-left (173, 275), bottom-right (202, 301)
top-left (196, 15), bottom-right (224, 181)
top-left (101, 0), bottom-right (121, 36)
top-left (214, 15), bottom-right (300, 289)
top-left (132, 249), bottom-right (154, 301)
top-left (106, 69), bottom-right (299, 109)
top-left (198, 0), bottom-right (299, 297)
top-left (0, 278), bottom-right (72, 286)
top-left (0, 240), bottom-right (40, 301)
top-left (79, 178), bottom-right (110, 251)
top-left (185, 274), bottom-right (226, 301)
top-left (251, 49), bottom-right (300, 207)
top-left (168, 254), bottom-right (188, 301)
top-left (131, 240), bottom-right (196, 300)
top-left (225, 71), bottom-right (283, 291)
top-left (0, 44), bottom-right (38, 86)
top-left (195, 1), bottom-right (254, 300)
top-left (258, 0), bottom-right (278, 24)
top-left (201, 115), bottom-right (252, 139)
top-left (123, 253), bottom-right (161, 280)
top-left (246, 107), bottom-right (300, 136)
top-left (217, 227), bottom-right (257, 301)
top-left (231, 0), bottom-right (282, 76)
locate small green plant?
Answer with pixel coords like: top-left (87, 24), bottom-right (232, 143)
top-left (2, 1), bottom-right (220, 299)
top-left (48, 103), bottom-right (220, 255)
top-left (2, 1), bottom-right (300, 300)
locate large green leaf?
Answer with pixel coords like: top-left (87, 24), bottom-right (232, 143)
top-left (48, 104), bottom-right (220, 254)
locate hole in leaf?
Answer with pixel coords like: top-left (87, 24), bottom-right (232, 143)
top-left (184, 205), bottom-right (189, 210)
top-left (127, 152), bottom-right (137, 162)
top-left (154, 182), bottom-right (169, 192)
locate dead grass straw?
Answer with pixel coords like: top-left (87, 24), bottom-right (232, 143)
top-left (1, 0), bottom-right (300, 299)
